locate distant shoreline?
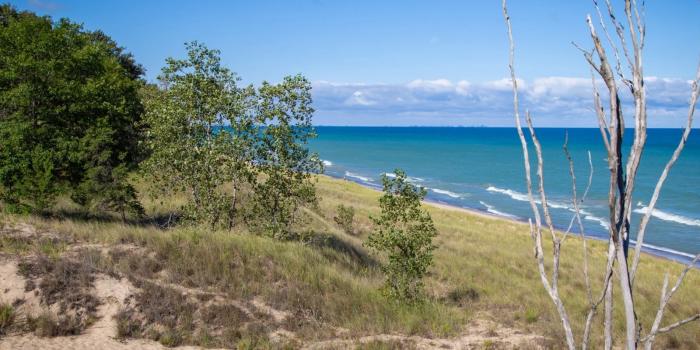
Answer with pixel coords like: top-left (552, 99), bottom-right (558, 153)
top-left (323, 173), bottom-right (699, 267)
top-left (313, 125), bottom-right (700, 130)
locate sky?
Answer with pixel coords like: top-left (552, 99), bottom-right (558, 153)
top-left (9, 0), bottom-right (700, 127)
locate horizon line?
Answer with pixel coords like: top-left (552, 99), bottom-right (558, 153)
top-left (312, 125), bottom-right (700, 129)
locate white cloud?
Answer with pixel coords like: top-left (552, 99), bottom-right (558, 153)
top-left (407, 79), bottom-right (454, 92)
top-left (312, 77), bottom-right (696, 127)
top-left (345, 90), bottom-right (375, 106)
top-left (528, 77), bottom-right (592, 99)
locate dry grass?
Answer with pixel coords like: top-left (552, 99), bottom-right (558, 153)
top-left (1, 174), bottom-right (698, 348)
top-left (0, 303), bottom-right (14, 335)
top-left (313, 175), bottom-right (700, 349)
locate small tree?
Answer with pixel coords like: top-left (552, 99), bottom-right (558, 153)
top-left (334, 204), bottom-right (356, 235)
top-left (366, 169), bottom-right (438, 302)
top-left (248, 75), bottom-right (322, 239)
top-left (142, 42), bottom-right (255, 229)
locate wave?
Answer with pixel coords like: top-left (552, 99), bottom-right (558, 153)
top-left (487, 186), bottom-right (612, 230)
top-left (479, 201), bottom-right (518, 219)
top-left (344, 171), bottom-right (373, 183)
top-left (634, 203), bottom-right (700, 227)
top-left (431, 188), bottom-right (462, 198)
top-left (382, 172), bottom-right (424, 183)
top-left (322, 160), bottom-right (333, 167)
top-left (583, 214), bottom-right (610, 230)
top-left (630, 239), bottom-right (696, 259)
top-left (486, 186), bottom-right (569, 209)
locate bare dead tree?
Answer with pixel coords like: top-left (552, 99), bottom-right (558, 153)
top-left (502, 0), bottom-right (700, 349)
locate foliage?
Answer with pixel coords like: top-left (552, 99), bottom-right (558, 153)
top-left (0, 5), bottom-right (145, 216)
top-left (366, 169), bottom-right (438, 302)
top-left (334, 204), bottom-right (356, 234)
top-left (247, 75), bottom-right (322, 239)
top-left (142, 42), bottom-right (256, 229)
top-left (0, 303), bottom-right (14, 334)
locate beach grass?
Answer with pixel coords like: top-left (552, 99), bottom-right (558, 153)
top-left (3, 174), bottom-right (698, 348)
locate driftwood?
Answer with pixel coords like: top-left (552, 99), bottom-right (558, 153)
top-left (502, 0), bottom-right (700, 349)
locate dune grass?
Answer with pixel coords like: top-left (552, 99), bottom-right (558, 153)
top-left (2, 174), bottom-right (698, 348)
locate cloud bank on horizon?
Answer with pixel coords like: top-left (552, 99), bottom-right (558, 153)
top-left (312, 76), bottom-right (695, 128)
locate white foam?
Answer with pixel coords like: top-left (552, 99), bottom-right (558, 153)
top-left (634, 203), bottom-right (700, 227)
top-left (382, 172), bottom-right (424, 183)
top-left (322, 160), bottom-right (333, 167)
top-left (630, 239), bottom-right (696, 259)
top-left (479, 201), bottom-right (518, 219)
top-left (344, 171), bottom-right (373, 183)
top-left (584, 214), bottom-right (610, 230)
top-left (431, 188), bottom-right (462, 198)
top-left (486, 186), bottom-right (529, 202)
top-left (486, 186), bottom-right (569, 210)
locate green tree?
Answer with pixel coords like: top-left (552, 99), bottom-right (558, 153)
top-left (0, 5), bottom-right (145, 216)
top-left (366, 169), bottom-right (438, 302)
top-left (248, 75), bottom-right (322, 239)
top-left (142, 42), bottom-right (255, 229)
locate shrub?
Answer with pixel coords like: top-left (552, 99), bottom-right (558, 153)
top-left (365, 169), bottom-right (438, 302)
top-left (0, 303), bottom-right (14, 334)
top-left (29, 311), bottom-right (84, 337)
top-left (334, 204), bottom-right (356, 234)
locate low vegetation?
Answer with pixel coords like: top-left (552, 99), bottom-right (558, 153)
top-left (0, 175), bottom-right (697, 348)
top-left (334, 204), bottom-right (356, 235)
top-left (0, 303), bottom-right (14, 335)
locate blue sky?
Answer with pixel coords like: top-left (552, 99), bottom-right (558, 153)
top-left (11, 0), bottom-right (700, 127)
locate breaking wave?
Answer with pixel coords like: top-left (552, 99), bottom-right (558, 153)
top-left (344, 171), bottom-right (373, 183)
top-left (634, 202), bottom-right (700, 227)
top-left (431, 188), bottom-right (462, 198)
top-left (381, 172), bottom-right (424, 183)
top-left (486, 186), bottom-right (569, 209)
top-left (479, 201), bottom-right (518, 219)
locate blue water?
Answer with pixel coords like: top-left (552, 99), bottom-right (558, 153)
top-left (309, 127), bottom-right (700, 263)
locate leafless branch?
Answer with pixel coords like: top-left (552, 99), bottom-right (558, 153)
top-left (503, 2), bottom-right (575, 348)
top-left (592, 0), bottom-right (627, 83)
top-left (642, 253), bottom-right (700, 348)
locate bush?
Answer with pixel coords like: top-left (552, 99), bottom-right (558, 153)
top-left (365, 169), bottom-right (438, 302)
top-left (29, 311), bottom-right (84, 337)
top-left (0, 303), bottom-right (14, 334)
top-left (334, 204), bottom-right (356, 234)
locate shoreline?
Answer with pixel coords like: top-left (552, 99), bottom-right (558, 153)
top-left (324, 173), bottom-right (699, 267)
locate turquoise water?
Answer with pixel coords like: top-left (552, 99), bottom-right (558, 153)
top-left (309, 127), bottom-right (700, 263)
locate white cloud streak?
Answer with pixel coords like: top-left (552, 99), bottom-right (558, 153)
top-left (312, 77), bottom-right (695, 127)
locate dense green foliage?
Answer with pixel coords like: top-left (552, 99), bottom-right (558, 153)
top-left (142, 42), bottom-right (255, 229)
top-left (366, 169), bottom-right (438, 302)
top-left (0, 5), bottom-right (145, 215)
top-left (248, 75), bottom-right (321, 239)
top-left (334, 204), bottom-right (356, 234)
top-left (143, 42), bottom-right (320, 235)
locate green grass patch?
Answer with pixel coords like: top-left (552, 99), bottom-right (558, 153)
top-left (6, 175), bottom-right (699, 348)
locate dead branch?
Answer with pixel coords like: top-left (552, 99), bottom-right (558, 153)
top-left (502, 2), bottom-right (575, 348)
top-left (642, 253), bottom-right (700, 349)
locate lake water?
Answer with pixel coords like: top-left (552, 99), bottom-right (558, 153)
top-left (309, 127), bottom-right (700, 263)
